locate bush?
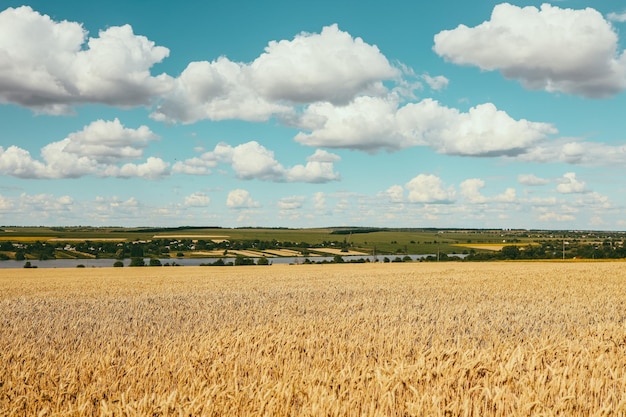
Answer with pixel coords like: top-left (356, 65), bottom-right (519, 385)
top-left (333, 255), bottom-right (344, 263)
top-left (129, 257), bottom-right (145, 267)
top-left (113, 261), bottom-right (124, 268)
top-left (149, 258), bottom-right (162, 267)
top-left (76, 264), bottom-right (85, 268)
top-left (234, 255), bottom-right (255, 266)
top-left (257, 256), bottom-right (270, 265)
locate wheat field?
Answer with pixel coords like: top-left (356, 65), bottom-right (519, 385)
top-left (1, 262), bottom-right (625, 416)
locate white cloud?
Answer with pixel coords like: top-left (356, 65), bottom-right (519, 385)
top-left (538, 212), bottom-right (576, 222)
top-left (226, 189), bottom-right (260, 209)
top-left (248, 24), bottom-right (397, 104)
top-left (607, 11), bottom-right (626, 22)
top-left (151, 58), bottom-right (290, 124)
top-left (574, 192), bottom-right (612, 210)
top-left (493, 188), bottom-right (517, 203)
top-left (107, 157), bottom-right (170, 179)
top-left (0, 6), bottom-right (173, 113)
top-left (434, 3), bottom-right (626, 98)
top-left (184, 192), bottom-right (210, 207)
top-left (172, 157), bottom-right (214, 175)
top-left (285, 150), bottom-right (341, 183)
top-left (0, 146), bottom-right (47, 179)
top-left (294, 96), bottom-right (555, 155)
top-left (47, 118), bottom-right (157, 163)
top-left (556, 172), bottom-right (587, 194)
top-left (518, 139), bottom-right (626, 166)
top-left (0, 195), bottom-right (12, 212)
top-left (174, 142), bottom-right (340, 183)
top-left (228, 141), bottom-right (286, 181)
top-left (537, 211), bottom-right (576, 222)
top-left (277, 196), bottom-right (306, 211)
top-left (422, 74), bottom-right (449, 91)
top-left (0, 119), bottom-right (165, 179)
top-left (459, 179), bottom-right (488, 204)
top-left (518, 174), bottom-right (550, 186)
top-left (313, 192), bottom-right (326, 210)
top-left (405, 174), bottom-right (455, 203)
top-left (152, 24), bottom-right (397, 123)
top-left (385, 185), bottom-right (405, 203)
top-left (460, 179), bottom-right (516, 204)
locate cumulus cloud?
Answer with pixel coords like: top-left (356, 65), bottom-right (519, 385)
top-left (286, 150), bottom-right (341, 183)
top-left (556, 172), bottom-right (587, 194)
top-left (538, 212), bottom-right (576, 222)
top-left (107, 157), bottom-right (170, 180)
top-left (150, 58), bottom-right (290, 123)
top-left (0, 119), bottom-right (167, 179)
top-left (173, 141), bottom-right (340, 183)
top-left (184, 192), bottom-right (210, 207)
top-left (151, 24), bottom-right (397, 123)
top-left (460, 178), bottom-right (516, 204)
top-left (0, 6), bottom-right (172, 113)
top-left (517, 139), bottom-right (626, 166)
top-left (422, 74), bottom-right (449, 91)
top-left (405, 174), bottom-right (456, 204)
top-left (385, 185), bottom-right (405, 203)
top-left (312, 192), bottom-right (326, 210)
top-left (518, 174), bottom-right (550, 186)
top-left (248, 24), bottom-right (397, 104)
top-left (607, 11), bottom-right (626, 22)
top-left (277, 196), bottom-right (306, 211)
top-left (293, 96), bottom-right (555, 155)
top-left (434, 3), bottom-right (626, 97)
top-left (459, 179), bottom-right (488, 204)
top-left (226, 189), bottom-right (260, 209)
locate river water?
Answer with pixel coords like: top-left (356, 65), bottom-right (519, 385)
top-left (0, 254), bottom-right (466, 269)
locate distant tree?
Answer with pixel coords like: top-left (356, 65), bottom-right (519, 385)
top-left (130, 245), bottom-right (144, 258)
top-left (129, 257), bottom-right (145, 267)
top-left (234, 255), bottom-right (254, 266)
top-left (257, 256), bottom-right (270, 265)
top-left (333, 254), bottom-right (344, 263)
top-left (76, 264), bottom-right (85, 268)
top-left (113, 261), bottom-right (124, 267)
top-left (15, 251), bottom-right (25, 261)
top-left (149, 258), bottom-right (162, 267)
top-left (501, 245), bottom-right (521, 260)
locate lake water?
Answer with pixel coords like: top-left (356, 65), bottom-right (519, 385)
top-left (0, 254), bottom-right (466, 269)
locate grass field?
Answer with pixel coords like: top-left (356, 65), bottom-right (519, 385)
top-left (1, 262), bottom-right (625, 415)
top-left (0, 226), bottom-right (536, 254)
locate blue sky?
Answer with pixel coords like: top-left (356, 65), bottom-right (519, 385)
top-left (2, 1), bottom-right (626, 229)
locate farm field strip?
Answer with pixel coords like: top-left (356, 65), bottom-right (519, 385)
top-left (311, 248), bottom-right (369, 255)
top-left (152, 235), bottom-right (230, 240)
top-left (190, 249), bottom-right (267, 258)
top-left (262, 249), bottom-right (307, 256)
top-left (1, 262), bottom-right (626, 416)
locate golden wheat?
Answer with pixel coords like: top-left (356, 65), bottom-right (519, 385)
top-left (1, 262), bottom-right (625, 416)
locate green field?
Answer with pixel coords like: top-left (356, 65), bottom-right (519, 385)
top-left (0, 226), bottom-right (536, 254)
